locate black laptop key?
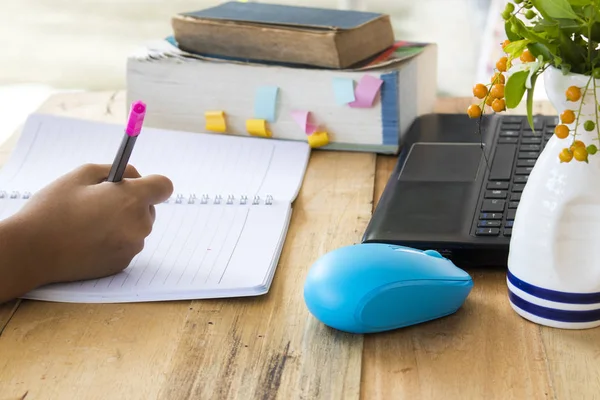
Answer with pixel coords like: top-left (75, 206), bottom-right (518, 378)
top-left (500, 131), bottom-right (520, 138)
top-left (478, 220), bottom-right (501, 228)
top-left (505, 220), bottom-right (514, 228)
top-left (516, 167), bottom-right (533, 175)
top-left (510, 193), bottom-right (521, 201)
top-left (521, 137), bottom-right (542, 144)
top-left (520, 144), bottom-right (541, 151)
top-left (487, 181), bottom-right (509, 190)
top-left (517, 159), bottom-right (536, 167)
top-left (485, 190), bottom-right (507, 199)
top-left (512, 183), bottom-right (526, 192)
top-left (514, 175), bottom-right (528, 183)
top-left (507, 209), bottom-right (517, 220)
top-left (509, 201), bottom-right (519, 208)
top-left (504, 228), bottom-right (512, 236)
top-left (522, 130), bottom-right (542, 137)
top-left (503, 116), bottom-right (524, 123)
top-left (476, 228), bottom-right (500, 236)
top-left (518, 151), bottom-right (538, 159)
top-left (501, 123), bottom-right (521, 131)
top-left (481, 199), bottom-right (505, 212)
top-left (480, 212), bottom-right (503, 220)
top-left (499, 137), bottom-right (518, 144)
top-left (489, 144), bottom-right (516, 180)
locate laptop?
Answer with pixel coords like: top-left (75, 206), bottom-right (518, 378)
top-left (362, 112), bottom-right (559, 268)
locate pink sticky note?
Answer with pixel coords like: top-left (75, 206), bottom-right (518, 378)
top-left (291, 110), bottom-right (318, 134)
top-left (348, 75), bottom-right (384, 108)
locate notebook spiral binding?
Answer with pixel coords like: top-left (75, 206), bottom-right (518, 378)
top-left (166, 193), bottom-right (273, 205)
top-left (0, 191), bottom-right (273, 206)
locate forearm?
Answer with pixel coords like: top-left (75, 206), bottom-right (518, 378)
top-left (0, 215), bottom-right (45, 304)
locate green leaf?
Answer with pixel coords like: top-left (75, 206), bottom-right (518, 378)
top-left (504, 39), bottom-right (530, 58)
top-left (569, 0), bottom-right (592, 5)
top-left (531, 0), bottom-right (580, 20)
top-left (510, 17), bottom-right (554, 46)
top-left (505, 70), bottom-right (529, 109)
top-left (528, 42), bottom-right (554, 62)
top-left (526, 73), bottom-right (539, 131)
top-left (505, 20), bottom-right (522, 41)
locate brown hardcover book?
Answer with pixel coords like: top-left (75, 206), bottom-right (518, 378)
top-left (171, 2), bottom-right (395, 69)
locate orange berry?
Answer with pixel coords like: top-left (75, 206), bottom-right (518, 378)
top-left (467, 104), bottom-right (482, 118)
top-left (566, 86), bottom-right (582, 102)
top-left (492, 98), bottom-right (506, 112)
top-left (573, 146), bottom-right (588, 162)
top-left (554, 124), bottom-right (570, 139)
top-left (570, 140), bottom-right (585, 152)
top-left (496, 57), bottom-right (508, 72)
top-left (502, 40), bottom-right (511, 50)
top-left (473, 83), bottom-right (488, 99)
top-left (490, 84), bottom-right (505, 99)
top-left (560, 109), bottom-right (576, 124)
top-left (491, 73), bottom-right (506, 84)
top-left (559, 148), bottom-right (573, 163)
top-left (520, 49), bottom-right (536, 62)
top-left (485, 96), bottom-right (494, 106)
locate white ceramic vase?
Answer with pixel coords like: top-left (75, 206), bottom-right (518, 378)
top-left (507, 66), bottom-right (600, 329)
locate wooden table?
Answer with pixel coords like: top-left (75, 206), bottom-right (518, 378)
top-left (0, 92), bottom-right (597, 400)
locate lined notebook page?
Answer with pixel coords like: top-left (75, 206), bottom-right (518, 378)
top-left (0, 114), bottom-right (310, 202)
top-left (0, 113), bottom-right (309, 303)
top-left (22, 202), bottom-right (291, 302)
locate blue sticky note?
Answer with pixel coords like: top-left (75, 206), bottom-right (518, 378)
top-left (254, 86), bottom-right (279, 121)
top-left (332, 78), bottom-right (355, 105)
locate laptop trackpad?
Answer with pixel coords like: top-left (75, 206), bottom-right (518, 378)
top-left (392, 144), bottom-right (483, 236)
top-left (399, 143), bottom-right (483, 182)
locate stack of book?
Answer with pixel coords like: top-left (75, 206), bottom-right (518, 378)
top-left (125, 1), bottom-right (438, 154)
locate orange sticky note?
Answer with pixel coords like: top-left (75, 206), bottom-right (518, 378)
top-left (205, 111), bottom-right (227, 132)
top-left (246, 119), bottom-right (272, 137)
top-left (307, 131), bottom-right (329, 148)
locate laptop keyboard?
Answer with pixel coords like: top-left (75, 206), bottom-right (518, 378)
top-left (473, 114), bottom-right (558, 238)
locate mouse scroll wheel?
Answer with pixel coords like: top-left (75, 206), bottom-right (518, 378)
top-left (423, 249), bottom-right (444, 259)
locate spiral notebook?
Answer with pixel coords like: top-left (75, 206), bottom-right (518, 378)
top-left (0, 113), bottom-right (310, 303)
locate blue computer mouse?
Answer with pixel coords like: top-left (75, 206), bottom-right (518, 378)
top-left (303, 243), bottom-right (473, 334)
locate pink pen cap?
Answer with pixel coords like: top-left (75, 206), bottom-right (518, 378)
top-left (125, 100), bottom-right (147, 137)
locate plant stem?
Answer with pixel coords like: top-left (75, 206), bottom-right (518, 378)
top-left (594, 76), bottom-right (600, 144)
top-left (574, 75), bottom-right (594, 145)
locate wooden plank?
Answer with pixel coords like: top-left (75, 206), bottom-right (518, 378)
top-left (0, 91), bottom-right (374, 399)
top-left (0, 300), bottom-right (20, 335)
top-left (541, 316), bottom-right (600, 398)
top-left (361, 101), bottom-right (556, 399)
top-left (156, 150), bottom-right (373, 399)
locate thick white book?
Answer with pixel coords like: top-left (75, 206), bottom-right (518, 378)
top-left (0, 113), bottom-right (310, 303)
top-left (126, 39), bottom-right (437, 154)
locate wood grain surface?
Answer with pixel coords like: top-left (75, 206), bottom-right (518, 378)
top-left (0, 92), bottom-right (598, 400)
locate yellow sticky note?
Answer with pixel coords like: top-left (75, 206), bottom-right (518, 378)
top-left (307, 131), bottom-right (329, 148)
top-left (246, 119), bottom-right (272, 138)
top-left (205, 111), bottom-right (227, 132)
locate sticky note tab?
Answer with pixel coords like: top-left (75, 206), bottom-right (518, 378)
top-left (307, 131), bottom-right (329, 148)
top-left (291, 110), bottom-right (318, 135)
top-left (254, 86), bottom-right (279, 122)
top-left (332, 78), bottom-right (355, 105)
top-left (348, 75), bottom-right (384, 108)
top-left (246, 119), bottom-right (272, 138)
top-left (205, 111), bottom-right (227, 132)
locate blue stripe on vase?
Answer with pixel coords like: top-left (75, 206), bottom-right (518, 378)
top-left (508, 290), bottom-right (600, 323)
top-left (380, 72), bottom-right (399, 146)
top-left (507, 269), bottom-right (600, 304)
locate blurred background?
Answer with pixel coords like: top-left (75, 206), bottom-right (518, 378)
top-left (0, 0), bottom-right (503, 144)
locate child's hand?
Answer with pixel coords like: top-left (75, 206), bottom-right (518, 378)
top-left (13, 163), bottom-right (173, 286)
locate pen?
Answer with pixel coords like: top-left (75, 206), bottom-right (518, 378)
top-left (107, 100), bottom-right (147, 182)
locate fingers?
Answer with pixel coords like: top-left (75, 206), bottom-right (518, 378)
top-left (129, 174), bottom-right (174, 205)
top-left (72, 163), bottom-right (141, 183)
